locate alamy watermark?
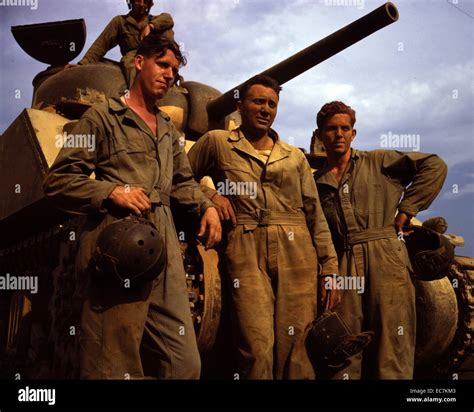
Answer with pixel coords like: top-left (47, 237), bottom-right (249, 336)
top-left (325, 274), bottom-right (365, 294)
top-left (0, 0), bottom-right (38, 10)
top-left (18, 386), bottom-right (55, 406)
top-left (380, 131), bottom-right (420, 151)
top-left (55, 132), bottom-right (96, 152)
top-left (324, 0), bottom-right (364, 10)
top-left (216, 179), bottom-right (257, 199)
top-left (0, 273), bottom-right (38, 294)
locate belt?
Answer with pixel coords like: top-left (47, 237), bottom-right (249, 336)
top-left (344, 226), bottom-right (398, 248)
top-left (343, 225), bottom-right (398, 276)
top-left (150, 188), bottom-right (170, 207)
top-left (235, 209), bottom-right (307, 226)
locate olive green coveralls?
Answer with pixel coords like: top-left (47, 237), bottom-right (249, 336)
top-left (188, 128), bottom-right (338, 379)
top-left (79, 13), bottom-right (174, 86)
top-left (44, 97), bottom-right (214, 379)
top-left (315, 149), bottom-right (447, 379)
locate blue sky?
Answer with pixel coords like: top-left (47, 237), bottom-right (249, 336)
top-left (1, 0), bottom-right (473, 255)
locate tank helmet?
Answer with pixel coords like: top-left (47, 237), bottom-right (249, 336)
top-left (126, 0), bottom-right (154, 12)
top-left (92, 216), bottom-right (166, 287)
top-left (306, 311), bottom-right (374, 371)
top-left (404, 225), bottom-right (455, 281)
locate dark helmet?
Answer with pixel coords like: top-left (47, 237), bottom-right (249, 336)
top-left (306, 311), bottom-right (374, 371)
top-left (404, 225), bottom-right (455, 281)
top-left (92, 216), bottom-right (166, 287)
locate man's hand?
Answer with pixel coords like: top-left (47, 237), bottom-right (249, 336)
top-left (108, 186), bottom-right (151, 215)
top-left (318, 276), bottom-right (342, 312)
top-left (140, 23), bottom-right (153, 40)
top-left (64, 63), bottom-right (79, 69)
top-left (211, 193), bottom-right (237, 226)
top-left (198, 207), bottom-right (222, 250)
top-left (394, 212), bottom-right (413, 237)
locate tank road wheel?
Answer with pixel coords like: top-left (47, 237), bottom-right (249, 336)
top-left (182, 242), bottom-right (222, 354)
top-left (414, 276), bottom-right (459, 376)
top-left (414, 256), bottom-right (474, 378)
top-left (195, 245), bottom-right (222, 353)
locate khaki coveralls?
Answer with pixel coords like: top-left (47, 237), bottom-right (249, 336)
top-left (315, 149), bottom-right (447, 379)
top-left (44, 97), bottom-right (214, 379)
top-left (188, 128), bottom-right (338, 379)
top-left (79, 13), bottom-right (174, 86)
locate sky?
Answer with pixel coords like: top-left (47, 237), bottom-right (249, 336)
top-left (0, 0), bottom-right (473, 255)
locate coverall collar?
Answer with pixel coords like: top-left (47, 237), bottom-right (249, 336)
top-left (317, 149), bottom-right (360, 189)
top-left (228, 127), bottom-right (292, 165)
top-left (108, 97), bottom-right (170, 144)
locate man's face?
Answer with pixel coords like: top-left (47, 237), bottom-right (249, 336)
top-left (238, 84), bottom-right (279, 135)
top-left (131, 0), bottom-right (152, 18)
top-left (318, 113), bottom-right (356, 158)
top-left (135, 49), bottom-right (179, 100)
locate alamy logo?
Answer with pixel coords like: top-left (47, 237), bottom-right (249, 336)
top-left (324, 0), bottom-right (365, 10)
top-left (55, 132), bottom-right (96, 152)
top-left (325, 274), bottom-right (365, 294)
top-left (216, 179), bottom-right (257, 199)
top-left (0, 0), bottom-right (38, 10)
top-left (18, 386), bottom-right (55, 406)
top-left (0, 273), bottom-right (38, 294)
top-left (380, 131), bottom-right (420, 151)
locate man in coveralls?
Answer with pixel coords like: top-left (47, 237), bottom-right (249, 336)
top-left (314, 101), bottom-right (447, 379)
top-left (72, 0), bottom-right (174, 86)
top-left (187, 75), bottom-right (339, 379)
top-left (44, 34), bottom-right (221, 379)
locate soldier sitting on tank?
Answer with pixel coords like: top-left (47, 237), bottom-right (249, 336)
top-left (187, 74), bottom-right (340, 379)
top-left (313, 101), bottom-right (448, 379)
top-left (67, 0), bottom-right (174, 87)
top-left (44, 34), bottom-right (221, 379)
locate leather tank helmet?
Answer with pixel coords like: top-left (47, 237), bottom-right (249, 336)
top-left (126, 0), bottom-right (154, 14)
top-left (91, 216), bottom-right (166, 288)
top-left (404, 225), bottom-right (455, 281)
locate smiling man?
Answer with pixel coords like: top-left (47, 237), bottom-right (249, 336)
top-left (44, 34), bottom-right (221, 379)
top-left (188, 75), bottom-right (338, 379)
top-left (314, 101), bottom-right (447, 379)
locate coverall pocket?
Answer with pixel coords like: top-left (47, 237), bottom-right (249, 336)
top-left (379, 238), bottom-right (409, 283)
top-left (353, 183), bottom-right (383, 216)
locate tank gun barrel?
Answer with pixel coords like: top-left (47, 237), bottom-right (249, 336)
top-left (207, 2), bottom-right (399, 121)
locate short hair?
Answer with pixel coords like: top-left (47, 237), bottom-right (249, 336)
top-left (136, 34), bottom-right (187, 67)
top-left (316, 101), bottom-right (356, 129)
top-left (239, 74), bottom-right (282, 100)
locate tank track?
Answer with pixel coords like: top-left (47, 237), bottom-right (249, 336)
top-left (430, 257), bottom-right (474, 378)
top-left (0, 218), bottom-right (209, 378)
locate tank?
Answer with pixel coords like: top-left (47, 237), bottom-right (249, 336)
top-left (0, 2), bottom-right (472, 379)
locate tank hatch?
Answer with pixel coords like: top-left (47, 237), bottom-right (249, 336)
top-left (11, 19), bottom-right (86, 66)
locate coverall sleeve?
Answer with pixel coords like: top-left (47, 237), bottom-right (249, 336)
top-left (187, 133), bottom-right (219, 199)
top-left (150, 13), bottom-right (174, 31)
top-left (43, 113), bottom-right (118, 214)
top-left (299, 153), bottom-right (339, 274)
top-left (381, 151), bottom-right (448, 217)
top-left (170, 128), bottom-right (215, 216)
top-left (79, 16), bottom-right (121, 65)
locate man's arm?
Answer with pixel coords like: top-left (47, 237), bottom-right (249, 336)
top-left (78, 16), bottom-right (121, 65)
top-left (299, 152), bottom-right (340, 311)
top-left (187, 133), bottom-right (236, 224)
top-left (150, 13), bottom-right (174, 35)
top-left (170, 129), bottom-right (221, 248)
top-left (43, 114), bottom-right (118, 214)
top-left (299, 152), bottom-right (339, 274)
top-left (382, 151), bottom-right (448, 219)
